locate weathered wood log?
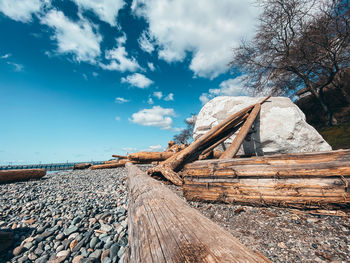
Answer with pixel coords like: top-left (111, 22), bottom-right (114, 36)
top-left (90, 159), bottom-right (135, 170)
top-left (126, 163), bottom-right (270, 263)
top-left (220, 103), bottom-right (261, 159)
top-left (128, 151), bottom-right (174, 162)
top-left (73, 162), bottom-right (91, 170)
top-left (182, 152), bottom-right (350, 209)
top-left (148, 97), bottom-right (271, 186)
top-left (0, 169), bottom-right (46, 184)
top-left (103, 160), bottom-right (120, 164)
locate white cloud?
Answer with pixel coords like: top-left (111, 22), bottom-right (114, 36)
top-left (164, 93), bottom-right (174, 101)
top-left (0, 53), bottom-right (11, 59)
top-left (132, 0), bottom-right (260, 79)
top-left (41, 10), bottom-right (102, 63)
top-left (147, 97), bottom-right (154, 104)
top-left (122, 147), bottom-right (137, 152)
top-left (0, 0), bottom-right (45, 23)
top-left (153, 91), bottom-right (163, 99)
top-left (7, 62), bottom-right (24, 72)
top-left (199, 76), bottom-right (248, 104)
top-left (72, 0), bottom-right (125, 26)
top-left (148, 62), bottom-right (155, 71)
top-left (115, 97), bottom-right (129, 103)
top-left (130, 105), bottom-right (176, 130)
top-left (100, 36), bottom-right (141, 72)
top-left (138, 30), bottom-right (155, 53)
top-left (121, 73), bottom-right (153, 89)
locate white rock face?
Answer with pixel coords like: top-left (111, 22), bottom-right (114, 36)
top-left (194, 96), bottom-right (331, 155)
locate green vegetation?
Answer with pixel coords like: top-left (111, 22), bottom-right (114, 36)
top-left (319, 122), bottom-right (350, 150)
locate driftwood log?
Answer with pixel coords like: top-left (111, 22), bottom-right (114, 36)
top-left (73, 162), bottom-right (92, 170)
top-left (128, 151), bottom-right (174, 162)
top-left (182, 150), bottom-right (350, 209)
top-left (148, 96), bottom-right (271, 186)
top-left (0, 169), bottom-right (46, 184)
top-left (220, 103), bottom-right (261, 159)
top-left (104, 160), bottom-right (120, 164)
top-left (90, 159), bottom-right (135, 170)
top-left (126, 163), bottom-right (270, 263)
top-left (112, 154), bottom-right (128, 159)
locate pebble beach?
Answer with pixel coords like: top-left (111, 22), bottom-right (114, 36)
top-left (0, 168), bottom-right (130, 263)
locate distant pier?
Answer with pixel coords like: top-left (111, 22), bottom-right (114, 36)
top-left (0, 161), bottom-right (104, 171)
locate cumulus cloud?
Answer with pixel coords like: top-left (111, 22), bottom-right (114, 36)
top-left (100, 35), bottom-right (141, 72)
top-left (115, 97), bottom-right (129, 103)
top-left (153, 91), bottom-right (162, 99)
top-left (138, 30), bottom-right (155, 53)
top-left (122, 147), bottom-right (137, 152)
top-left (121, 73), bottom-right (153, 89)
top-left (41, 10), bottom-right (102, 63)
top-left (130, 106), bottom-right (176, 130)
top-left (148, 62), bottom-right (155, 71)
top-left (132, 0), bottom-right (259, 79)
top-left (0, 0), bottom-right (45, 23)
top-left (199, 76), bottom-right (248, 104)
top-left (164, 93), bottom-right (174, 101)
top-left (72, 0), bottom-right (125, 26)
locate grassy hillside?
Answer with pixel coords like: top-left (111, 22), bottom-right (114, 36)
top-left (318, 122), bottom-right (350, 150)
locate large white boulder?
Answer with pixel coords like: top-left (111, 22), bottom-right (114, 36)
top-left (194, 96), bottom-right (331, 155)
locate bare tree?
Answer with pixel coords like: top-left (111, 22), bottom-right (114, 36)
top-left (173, 114), bottom-right (197, 145)
top-left (231, 0), bottom-right (350, 125)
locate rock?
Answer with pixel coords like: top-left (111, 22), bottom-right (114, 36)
top-left (13, 245), bottom-right (24, 256)
top-left (56, 233), bottom-right (65, 241)
top-left (24, 218), bottom-right (35, 225)
top-left (70, 239), bottom-right (78, 251)
top-left (23, 241), bottom-right (34, 250)
top-left (56, 249), bottom-right (70, 258)
top-left (193, 96), bottom-right (332, 155)
top-left (100, 223), bottom-right (112, 233)
top-left (72, 255), bottom-right (84, 263)
top-left (117, 246), bottom-right (125, 258)
top-left (28, 252), bottom-right (38, 260)
top-left (56, 244), bottom-right (64, 252)
top-left (64, 226), bottom-right (78, 236)
top-left (89, 249), bottom-right (102, 258)
top-left (103, 257), bottom-right (112, 263)
top-left (101, 249), bottom-right (110, 262)
top-left (109, 244), bottom-right (120, 260)
top-left (90, 236), bottom-right (99, 249)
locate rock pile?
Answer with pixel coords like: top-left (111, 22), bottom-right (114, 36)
top-left (0, 168), bottom-right (129, 263)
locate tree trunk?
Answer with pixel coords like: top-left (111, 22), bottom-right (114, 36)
top-left (0, 169), bottom-right (46, 183)
top-left (126, 163), bottom-right (270, 263)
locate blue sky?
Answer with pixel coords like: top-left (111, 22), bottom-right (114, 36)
top-left (0, 0), bottom-right (259, 164)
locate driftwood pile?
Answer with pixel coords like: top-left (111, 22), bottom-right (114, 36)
top-left (89, 141), bottom-right (186, 170)
top-left (144, 96), bottom-right (350, 210)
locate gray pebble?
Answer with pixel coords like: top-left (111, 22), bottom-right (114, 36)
top-left (89, 249), bottom-right (102, 258)
top-left (90, 236), bottom-right (99, 249)
top-left (64, 225), bottom-right (78, 236)
top-left (109, 244), bottom-right (120, 260)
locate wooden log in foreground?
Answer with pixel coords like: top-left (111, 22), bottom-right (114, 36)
top-left (182, 151), bottom-right (350, 209)
top-left (126, 163), bottom-right (270, 263)
top-left (147, 96), bottom-right (271, 186)
top-left (128, 151), bottom-right (174, 162)
top-left (0, 169), bottom-right (46, 183)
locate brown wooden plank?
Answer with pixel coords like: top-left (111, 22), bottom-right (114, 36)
top-left (127, 163), bottom-right (270, 263)
top-left (220, 103), bottom-right (261, 159)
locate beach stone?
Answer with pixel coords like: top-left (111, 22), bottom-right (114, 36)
top-left (109, 243), bottom-right (120, 260)
top-left (72, 255), bottom-right (84, 263)
top-left (101, 249), bottom-right (110, 262)
top-left (194, 96), bottom-right (332, 155)
top-left (89, 249), bottom-right (102, 258)
top-left (64, 226), bottom-right (78, 236)
top-left (13, 245), bottom-right (24, 256)
top-left (56, 249), bottom-right (70, 258)
top-left (56, 233), bottom-right (65, 241)
top-left (100, 223), bottom-right (112, 233)
top-left (90, 237), bottom-right (99, 249)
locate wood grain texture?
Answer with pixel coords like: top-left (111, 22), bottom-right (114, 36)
top-left (0, 169), bottom-right (46, 183)
top-left (126, 163), bottom-right (270, 263)
top-left (182, 151), bottom-right (350, 209)
top-left (128, 151), bottom-right (174, 162)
